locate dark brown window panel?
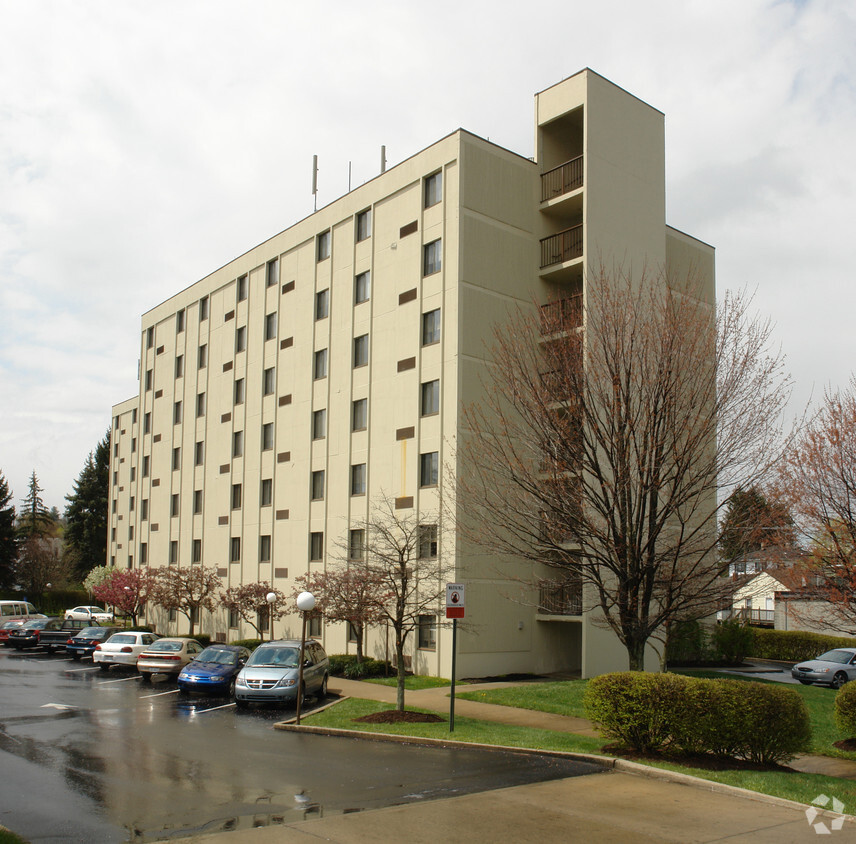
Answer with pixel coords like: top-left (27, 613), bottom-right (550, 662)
top-left (280, 337), bottom-right (294, 350)
top-left (397, 357), bottom-right (416, 372)
top-left (152, 479), bottom-right (160, 487)
top-left (153, 434), bottom-right (162, 443)
top-left (218, 516), bottom-right (229, 525)
top-left (396, 426), bottom-right (415, 440)
top-left (219, 464), bottom-right (230, 474)
top-left (399, 288), bottom-right (418, 305)
top-left (277, 451), bottom-right (291, 463)
top-left (400, 220), bottom-right (418, 238)
top-left (156, 345), bottom-right (164, 355)
top-left (278, 395), bottom-right (292, 407)
top-left (223, 361), bottom-right (233, 372)
top-left (225, 310), bottom-right (235, 321)
top-left (275, 509), bottom-right (289, 520)
top-left (282, 280), bottom-right (295, 294)
top-left (395, 496), bottom-right (414, 509)
top-left (151, 523), bottom-right (159, 531)
top-left (217, 568), bottom-right (228, 578)
top-left (154, 390), bottom-right (163, 399)
top-left (221, 412), bottom-right (232, 423)
top-left (274, 567), bottom-right (289, 579)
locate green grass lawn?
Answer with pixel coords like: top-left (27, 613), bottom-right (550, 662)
top-left (457, 680), bottom-right (589, 718)
top-left (303, 696), bottom-right (856, 809)
top-left (364, 675), bottom-right (457, 690)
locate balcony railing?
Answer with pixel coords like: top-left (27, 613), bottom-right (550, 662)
top-left (541, 156), bottom-right (584, 202)
top-left (540, 225), bottom-right (583, 269)
top-left (720, 608), bottom-right (775, 626)
top-left (538, 580), bottom-right (583, 616)
top-left (540, 295), bottom-right (582, 333)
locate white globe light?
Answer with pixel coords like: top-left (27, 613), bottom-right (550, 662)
top-left (296, 591), bottom-right (316, 612)
top-left (266, 591), bottom-right (276, 604)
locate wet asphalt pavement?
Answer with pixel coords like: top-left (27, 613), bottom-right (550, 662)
top-left (0, 647), bottom-right (602, 843)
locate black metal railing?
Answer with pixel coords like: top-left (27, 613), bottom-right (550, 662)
top-left (540, 225), bottom-right (583, 268)
top-left (538, 580), bottom-right (583, 616)
top-left (540, 294), bottom-right (582, 333)
top-left (541, 156), bottom-right (584, 202)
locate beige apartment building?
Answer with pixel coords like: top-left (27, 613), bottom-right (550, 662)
top-left (108, 69), bottom-right (714, 679)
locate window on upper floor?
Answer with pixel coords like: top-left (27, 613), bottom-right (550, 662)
top-left (266, 259), bottom-right (278, 288)
top-left (355, 270), bottom-right (370, 304)
top-left (237, 274), bottom-right (248, 301)
top-left (176, 309), bottom-right (185, 333)
top-left (353, 334), bottom-right (369, 368)
top-left (356, 209), bottom-right (371, 242)
top-left (349, 528), bottom-right (365, 561)
top-left (196, 392), bottom-right (205, 417)
top-left (231, 483), bottom-right (242, 510)
top-left (172, 446), bottom-right (181, 470)
top-left (144, 412), bottom-right (151, 434)
top-left (175, 355), bottom-right (184, 378)
top-left (351, 463), bottom-right (366, 496)
top-left (423, 239), bottom-right (442, 276)
top-left (309, 531), bottom-right (324, 561)
top-left (259, 535), bottom-right (271, 563)
top-left (418, 524), bottom-right (438, 558)
top-left (422, 308), bottom-right (441, 345)
top-left (142, 455), bottom-right (150, 477)
top-left (317, 230), bottom-right (330, 262)
top-left (420, 451), bottom-right (439, 487)
top-left (233, 430), bottom-right (243, 458)
top-left (171, 493), bottom-right (179, 517)
top-left (235, 325), bottom-right (247, 353)
top-left (198, 344), bottom-right (207, 368)
top-left (314, 349), bottom-right (328, 380)
top-left (230, 536), bottom-right (241, 563)
top-left (195, 441), bottom-right (204, 465)
top-left (234, 378), bottom-right (245, 405)
top-left (169, 541), bottom-right (178, 564)
top-left (192, 539), bottom-right (202, 563)
top-left (146, 327), bottom-right (154, 349)
top-left (421, 379), bottom-right (440, 416)
top-left (260, 478), bottom-right (272, 506)
top-left (145, 369), bottom-right (153, 391)
top-left (262, 422), bottom-right (274, 451)
top-left (312, 409), bottom-right (326, 440)
top-left (265, 312), bottom-right (277, 341)
top-left (352, 398), bottom-right (367, 431)
top-left (311, 470), bottom-right (325, 501)
top-left (174, 401), bottom-right (182, 424)
top-left (199, 296), bottom-right (209, 320)
top-left (263, 367), bottom-right (275, 396)
top-left (424, 171), bottom-right (442, 208)
top-left (193, 489), bottom-right (202, 514)
top-left (316, 289), bottom-right (329, 320)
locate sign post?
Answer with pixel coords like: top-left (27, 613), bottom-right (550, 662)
top-left (446, 583), bottom-right (465, 732)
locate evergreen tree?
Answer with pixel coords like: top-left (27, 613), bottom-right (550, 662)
top-left (0, 471), bottom-right (18, 589)
top-left (18, 471), bottom-right (53, 539)
top-left (65, 430), bottom-right (110, 581)
top-left (719, 485), bottom-right (795, 560)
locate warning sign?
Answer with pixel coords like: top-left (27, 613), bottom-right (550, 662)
top-left (446, 583), bottom-right (465, 619)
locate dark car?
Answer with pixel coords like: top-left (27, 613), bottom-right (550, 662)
top-left (66, 626), bottom-right (121, 660)
top-left (177, 645), bottom-right (251, 697)
top-left (37, 618), bottom-right (95, 653)
top-left (7, 618), bottom-right (55, 649)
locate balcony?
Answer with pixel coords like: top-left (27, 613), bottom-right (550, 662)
top-left (541, 156), bottom-right (583, 202)
top-left (540, 225), bottom-right (583, 269)
top-left (538, 579), bottom-right (582, 616)
top-left (719, 607), bottom-right (775, 627)
top-left (540, 295), bottom-right (582, 333)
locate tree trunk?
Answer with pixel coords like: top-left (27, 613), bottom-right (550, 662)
top-left (395, 632), bottom-right (406, 711)
top-left (355, 625), bottom-right (364, 663)
top-left (627, 637), bottom-right (647, 671)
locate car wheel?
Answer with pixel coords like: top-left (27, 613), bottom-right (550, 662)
top-left (177, 687), bottom-right (188, 698)
top-left (140, 672), bottom-right (151, 683)
top-left (235, 699), bottom-right (248, 710)
top-left (228, 678), bottom-right (236, 698)
top-left (71, 653), bottom-right (80, 661)
top-left (832, 672), bottom-right (848, 689)
top-left (319, 674), bottom-right (328, 700)
top-left (98, 663), bottom-right (110, 672)
top-left (798, 680), bottom-right (813, 685)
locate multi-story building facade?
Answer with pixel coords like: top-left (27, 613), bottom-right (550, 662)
top-left (109, 69), bottom-right (714, 679)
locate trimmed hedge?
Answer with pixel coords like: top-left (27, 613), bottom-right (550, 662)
top-left (835, 682), bottom-right (856, 737)
top-left (749, 628), bottom-right (856, 662)
top-left (712, 619), bottom-right (753, 664)
top-left (229, 638), bottom-right (262, 652)
top-left (584, 671), bottom-right (811, 765)
top-left (328, 654), bottom-right (391, 678)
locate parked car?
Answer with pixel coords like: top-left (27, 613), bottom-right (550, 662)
top-left (0, 618), bottom-right (44, 647)
top-left (234, 639), bottom-right (328, 708)
top-left (792, 648), bottom-right (856, 688)
top-left (7, 617), bottom-right (57, 649)
top-left (0, 600), bottom-right (42, 625)
top-left (37, 618), bottom-right (95, 653)
top-left (66, 626), bottom-right (121, 660)
top-left (93, 631), bottom-right (160, 670)
top-left (137, 638), bottom-right (204, 681)
top-left (65, 606), bottom-right (114, 624)
top-left (177, 645), bottom-right (251, 697)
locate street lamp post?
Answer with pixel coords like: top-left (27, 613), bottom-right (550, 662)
top-left (266, 591), bottom-right (277, 641)
top-left (294, 591), bottom-right (316, 725)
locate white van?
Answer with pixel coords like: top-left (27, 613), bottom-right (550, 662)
top-left (0, 600), bottom-right (41, 623)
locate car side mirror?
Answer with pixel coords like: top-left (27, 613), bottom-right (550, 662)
top-left (304, 659), bottom-right (312, 667)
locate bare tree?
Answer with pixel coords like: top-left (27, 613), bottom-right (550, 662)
top-left (775, 378), bottom-right (856, 635)
top-left (457, 268), bottom-right (792, 670)
top-left (16, 536), bottom-right (69, 595)
top-left (150, 565), bottom-right (221, 636)
top-left (220, 582), bottom-right (288, 640)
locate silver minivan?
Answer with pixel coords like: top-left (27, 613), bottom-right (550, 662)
top-left (234, 639), bottom-right (329, 708)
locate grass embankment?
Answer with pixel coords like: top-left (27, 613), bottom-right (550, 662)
top-left (304, 675), bottom-right (856, 808)
top-left (0, 828), bottom-right (27, 844)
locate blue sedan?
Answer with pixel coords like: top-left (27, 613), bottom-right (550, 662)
top-left (177, 645), bottom-right (251, 696)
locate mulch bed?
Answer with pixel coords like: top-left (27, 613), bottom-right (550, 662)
top-left (602, 743), bottom-right (794, 773)
top-left (354, 710), bottom-right (444, 724)
top-left (833, 739), bottom-right (856, 752)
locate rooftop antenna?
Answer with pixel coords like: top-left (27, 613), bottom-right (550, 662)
top-left (311, 154), bottom-right (318, 212)
top-left (380, 145), bottom-right (386, 174)
top-left (348, 161), bottom-right (352, 193)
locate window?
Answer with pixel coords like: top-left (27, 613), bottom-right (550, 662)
top-left (145, 369), bottom-right (153, 391)
top-left (172, 447), bottom-right (181, 470)
top-left (132, 408), bottom-right (137, 424)
top-left (418, 524), bottom-right (438, 558)
top-left (130, 496), bottom-right (135, 511)
top-left (237, 274), bottom-right (248, 301)
top-left (311, 470), bottom-right (325, 501)
top-left (144, 412), bottom-right (151, 434)
top-left (196, 392), bottom-right (206, 417)
top-left (199, 296), bottom-right (209, 320)
top-left (234, 378), bottom-right (245, 405)
top-left (348, 622), bottom-right (358, 643)
top-left (132, 437), bottom-right (137, 453)
top-left (353, 334), bottom-right (369, 368)
top-left (262, 422), bottom-right (274, 451)
top-left (352, 398), bottom-right (367, 431)
top-left (314, 349), bottom-right (328, 380)
top-left (195, 441), bottom-right (204, 465)
top-left (233, 431), bottom-right (243, 458)
top-left (229, 608), bottom-right (239, 628)
top-left (424, 171), bottom-right (442, 208)
top-left (113, 470), bottom-right (118, 486)
top-left (356, 208), bottom-right (371, 242)
top-left (198, 344), bottom-right (208, 368)
top-left (422, 308), bottom-right (441, 345)
top-left (169, 541), bottom-right (178, 564)
top-left (231, 483), bottom-right (242, 510)
top-left (142, 455), bottom-right (150, 477)
top-left (421, 379), bottom-right (440, 416)
top-left (141, 499), bottom-right (149, 520)
top-left (312, 409), bottom-right (326, 440)
top-left (146, 327), bottom-right (154, 349)
top-left (418, 614), bottom-right (437, 650)
top-left (420, 451), bottom-right (439, 487)
top-left (174, 401), bottom-right (182, 424)
top-left (176, 309), bottom-right (185, 333)
top-left (263, 367), bottom-right (275, 396)
top-left (308, 615), bottom-right (322, 637)
top-left (351, 463), bottom-right (366, 496)
top-left (130, 467), bottom-right (136, 482)
top-left (266, 259), bottom-right (278, 288)
top-left (260, 535), bottom-right (271, 563)
top-left (355, 270), bottom-right (370, 304)
top-left (260, 478), bottom-right (272, 506)
top-left (310, 531), bottom-right (324, 561)
top-left (175, 355), bottom-right (184, 378)
top-left (349, 528), bottom-right (365, 561)
top-left (192, 539), bottom-right (202, 563)
top-left (317, 230), bottom-right (330, 262)
top-left (315, 289), bottom-right (329, 320)
top-left (193, 489), bottom-right (202, 514)
top-left (230, 537), bottom-right (241, 563)
top-left (423, 239), bottom-right (442, 276)
top-left (235, 325), bottom-right (247, 353)
top-left (264, 312), bottom-right (277, 341)
top-left (140, 542), bottom-right (147, 564)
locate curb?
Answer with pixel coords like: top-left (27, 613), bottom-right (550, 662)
top-left (275, 697), bottom-right (856, 827)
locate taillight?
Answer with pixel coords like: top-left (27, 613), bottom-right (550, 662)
top-left (94, 644), bottom-right (102, 651)
top-left (67, 638), bottom-right (74, 645)
top-left (34, 631), bottom-right (40, 641)
top-left (162, 655), bottom-right (181, 661)
top-left (120, 647), bottom-right (133, 653)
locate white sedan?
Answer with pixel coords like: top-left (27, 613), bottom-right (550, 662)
top-left (93, 631), bottom-right (160, 670)
top-left (65, 606), bottom-right (114, 623)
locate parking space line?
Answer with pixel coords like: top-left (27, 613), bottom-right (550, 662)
top-left (65, 667), bottom-right (101, 673)
top-left (97, 674), bottom-right (142, 684)
top-left (193, 702), bottom-right (236, 713)
top-left (141, 689), bottom-right (179, 698)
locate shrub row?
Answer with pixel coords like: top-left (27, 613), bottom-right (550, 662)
top-left (749, 628), bottom-right (856, 662)
top-left (583, 671), bottom-right (811, 765)
top-left (328, 654), bottom-right (391, 679)
top-left (835, 682), bottom-right (856, 737)
top-left (229, 638), bottom-right (263, 652)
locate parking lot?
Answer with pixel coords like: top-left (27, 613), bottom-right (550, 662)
top-left (0, 646), bottom-right (602, 843)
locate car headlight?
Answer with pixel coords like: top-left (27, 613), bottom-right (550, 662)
top-left (275, 678), bottom-right (297, 688)
top-left (817, 668), bottom-right (830, 673)
top-left (236, 676), bottom-right (248, 687)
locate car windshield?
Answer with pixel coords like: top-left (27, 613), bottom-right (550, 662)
top-left (816, 650), bottom-right (854, 664)
top-left (109, 634), bottom-right (135, 644)
top-left (23, 620), bottom-right (48, 629)
top-left (197, 648), bottom-right (238, 665)
top-left (246, 647), bottom-right (299, 668)
top-left (77, 627), bottom-right (104, 637)
top-left (148, 640), bottom-right (183, 652)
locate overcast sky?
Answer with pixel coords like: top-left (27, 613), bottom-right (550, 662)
top-left (0, 0), bottom-right (853, 512)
